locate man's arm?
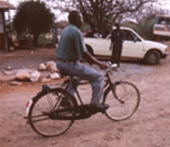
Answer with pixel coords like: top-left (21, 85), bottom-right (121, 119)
top-left (82, 52), bottom-right (109, 69)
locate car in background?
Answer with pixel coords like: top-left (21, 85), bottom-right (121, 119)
top-left (84, 27), bottom-right (169, 64)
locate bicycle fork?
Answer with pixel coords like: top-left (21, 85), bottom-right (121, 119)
top-left (110, 82), bottom-right (124, 104)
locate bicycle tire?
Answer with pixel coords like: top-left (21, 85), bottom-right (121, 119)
top-left (28, 88), bottom-right (77, 137)
top-left (104, 81), bottom-right (140, 121)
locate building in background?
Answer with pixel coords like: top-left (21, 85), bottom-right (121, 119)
top-left (0, 0), bottom-right (15, 51)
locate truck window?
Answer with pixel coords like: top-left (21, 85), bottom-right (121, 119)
top-left (123, 30), bottom-right (140, 41)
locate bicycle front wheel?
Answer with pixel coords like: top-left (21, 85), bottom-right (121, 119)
top-left (28, 88), bottom-right (77, 137)
top-left (104, 81), bottom-right (140, 121)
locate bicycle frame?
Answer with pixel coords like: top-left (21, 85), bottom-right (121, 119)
top-left (61, 70), bottom-right (114, 107)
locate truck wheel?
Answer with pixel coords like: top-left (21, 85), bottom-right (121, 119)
top-left (145, 50), bottom-right (160, 65)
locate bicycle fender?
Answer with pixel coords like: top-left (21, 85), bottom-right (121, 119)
top-left (32, 90), bottom-right (47, 102)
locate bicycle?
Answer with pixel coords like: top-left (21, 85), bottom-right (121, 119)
top-left (24, 63), bottom-right (140, 137)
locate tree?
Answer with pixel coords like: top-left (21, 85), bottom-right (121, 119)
top-left (126, 4), bottom-right (168, 40)
top-left (50, 0), bottom-right (158, 37)
top-left (13, 1), bottom-right (54, 46)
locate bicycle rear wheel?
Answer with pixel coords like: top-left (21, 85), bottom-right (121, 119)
top-left (28, 88), bottom-right (77, 137)
top-left (104, 81), bottom-right (140, 121)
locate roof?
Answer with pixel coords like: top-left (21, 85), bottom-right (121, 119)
top-left (0, 1), bottom-right (15, 10)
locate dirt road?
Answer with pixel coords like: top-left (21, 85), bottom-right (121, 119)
top-left (0, 45), bottom-right (170, 147)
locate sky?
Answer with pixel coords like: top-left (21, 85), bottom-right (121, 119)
top-left (3, 0), bottom-right (170, 22)
top-left (6, 0), bottom-right (170, 9)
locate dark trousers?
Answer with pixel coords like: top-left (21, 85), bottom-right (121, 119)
top-left (111, 44), bottom-right (122, 67)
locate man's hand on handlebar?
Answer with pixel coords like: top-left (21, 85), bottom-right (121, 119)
top-left (99, 61), bottom-right (109, 69)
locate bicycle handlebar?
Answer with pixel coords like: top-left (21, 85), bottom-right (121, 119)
top-left (105, 62), bottom-right (118, 74)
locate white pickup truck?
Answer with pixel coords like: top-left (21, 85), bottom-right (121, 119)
top-left (84, 27), bottom-right (168, 64)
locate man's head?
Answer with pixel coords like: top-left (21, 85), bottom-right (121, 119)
top-left (115, 23), bottom-right (120, 29)
top-left (68, 10), bottom-right (83, 28)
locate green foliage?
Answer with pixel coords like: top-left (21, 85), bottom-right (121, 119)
top-left (138, 21), bottom-right (155, 40)
top-left (123, 18), bottom-right (155, 40)
top-left (13, 1), bottom-right (54, 46)
top-left (133, 22), bottom-right (154, 40)
top-left (38, 33), bottom-right (53, 45)
top-left (81, 23), bottom-right (91, 33)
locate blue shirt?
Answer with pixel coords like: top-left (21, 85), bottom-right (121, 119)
top-left (57, 24), bottom-right (87, 60)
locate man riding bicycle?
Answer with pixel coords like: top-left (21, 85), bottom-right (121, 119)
top-left (56, 10), bottom-right (109, 111)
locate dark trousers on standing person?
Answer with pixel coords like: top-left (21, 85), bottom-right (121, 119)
top-left (111, 43), bottom-right (122, 67)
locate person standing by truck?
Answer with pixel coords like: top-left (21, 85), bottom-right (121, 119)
top-left (110, 23), bottom-right (124, 68)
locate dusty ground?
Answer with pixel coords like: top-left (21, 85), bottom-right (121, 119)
top-left (0, 44), bottom-right (170, 147)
